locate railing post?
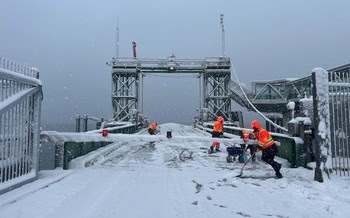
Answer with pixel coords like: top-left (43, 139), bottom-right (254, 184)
top-left (75, 114), bottom-right (81, 132)
top-left (312, 69), bottom-right (332, 182)
top-left (312, 72), bottom-right (323, 182)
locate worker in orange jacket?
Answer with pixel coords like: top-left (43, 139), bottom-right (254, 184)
top-left (210, 116), bottom-right (224, 153)
top-left (148, 122), bottom-right (157, 135)
top-left (249, 120), bottom-right (283, 179)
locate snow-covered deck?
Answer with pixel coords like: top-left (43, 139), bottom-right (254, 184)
top-left (0, 123), bottom-right (349, 218)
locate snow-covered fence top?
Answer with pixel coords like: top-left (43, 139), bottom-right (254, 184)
top-left (40, 131), bottom-right (256, 145)
top-left (0, 58), bottom-right (43, 195)
top-left (0, 57), bottom-right (40, 79)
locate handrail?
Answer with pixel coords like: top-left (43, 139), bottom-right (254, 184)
top-left (0, 68), bottom-right (42, 87)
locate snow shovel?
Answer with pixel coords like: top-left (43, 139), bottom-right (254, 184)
top-left (236, 150), bottom-right (255, 177)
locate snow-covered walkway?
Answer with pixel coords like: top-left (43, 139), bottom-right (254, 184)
top-left (0, 123), bottom-right (349, 218)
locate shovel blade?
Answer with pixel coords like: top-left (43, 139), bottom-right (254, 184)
top-left (236, 170), bottom-right (243, 177)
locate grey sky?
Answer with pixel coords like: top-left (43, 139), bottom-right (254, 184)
top-left (1, 0), bottom-right (350, 129)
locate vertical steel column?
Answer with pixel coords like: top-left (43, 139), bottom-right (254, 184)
top-left (346, 72), bottom-right (350, 176)
top-left (330, 72), bottom-right (336, 174)
top-left (111, 68), bottom-right (139, 121)
top-left (312, 72), bottom-right (323, 182)
top-left (312, 69), bottom-right (331, 182)
top-left (33, 91), bottom-right (42, 175)
top-left (201, 72), bottom-right (207, 109)
top-left (340, 72), bottom-right (345, 175)
top-left (138, 70), bottom-right (143, 114)
top-left (199, 73), bottom-right (201, 111)
top-left (334, 72), bottom-right (339, 175)
top-left (75, 115), bottom-right (81, 132)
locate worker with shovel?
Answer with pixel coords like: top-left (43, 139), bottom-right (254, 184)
top-left (238, 120), bottom-right (282, 179)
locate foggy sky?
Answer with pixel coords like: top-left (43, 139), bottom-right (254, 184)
top-left (1, 0), bottom-right (350, 129)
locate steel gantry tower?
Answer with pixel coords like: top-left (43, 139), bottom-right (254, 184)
top-left (108, 56), bottom-right (232, 121)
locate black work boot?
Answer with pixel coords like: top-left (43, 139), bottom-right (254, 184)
top-left (215, 148), bottom-right (221, 152)
top-left (277, 163), bottom-right (282, 171)
top-left (275, 171), bottom-right (283, 179)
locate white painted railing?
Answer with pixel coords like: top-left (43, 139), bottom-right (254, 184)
top-left (0, 58), bottom-right (42, 194)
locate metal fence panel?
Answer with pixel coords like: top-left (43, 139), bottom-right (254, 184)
top-left (0, 58), bottom-right (42, 194)
top-left (328, 71), bottom-right (350, 176)
top-left (312, 67), bottom-right (350, 181)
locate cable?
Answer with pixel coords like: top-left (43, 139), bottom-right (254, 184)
top-left (230, 61), bottom-right (288, 132)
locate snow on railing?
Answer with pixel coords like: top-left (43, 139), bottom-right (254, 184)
top-left (40, 131), bottom-right (256, 145)
top-left (0, 58), bottom-right (42, 194)
top-left (0, 57), bottom-right (39, 78)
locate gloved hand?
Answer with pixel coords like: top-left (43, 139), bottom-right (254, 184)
top-left (255, 146), bottom-right (262, 153)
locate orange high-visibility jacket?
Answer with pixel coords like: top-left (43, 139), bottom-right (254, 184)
top-left (213, 121), bottom-right (223, 133)
top-left (254, 129), bottom-right (275, 149)
top-left (149, 123), bottom-right (157, 130)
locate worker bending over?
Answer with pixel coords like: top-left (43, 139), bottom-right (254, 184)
top-left (148, 122), bottom-right (158, 135)
top-left (246, 120), bottom-right (283, 179)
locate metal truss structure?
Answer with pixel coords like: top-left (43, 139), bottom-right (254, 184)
top-left (108, 56), bottom-right (231, 121)
top-left (250, 63), bottom-right (350, 113)
top-left (108, 54), bottom-right (349, 127)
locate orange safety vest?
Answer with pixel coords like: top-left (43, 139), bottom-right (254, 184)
top-left (213, 121), bottom-right (223, 133)
top-left (149, 123), bottom-right (157, 130)
top-left (255, 129), bottom-right (275, 149)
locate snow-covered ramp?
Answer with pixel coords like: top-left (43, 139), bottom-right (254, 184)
top-left (0, 123), bottom-right (349, 218)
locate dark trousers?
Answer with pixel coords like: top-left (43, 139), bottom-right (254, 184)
top-left (240, 144), bottom-right (255, 157)
top-left (261, 144), bottom-right (281, 173)
top-left (148, 128), bottom-right (155, 135)
top-left (211, 131), bottom-right (222, 148)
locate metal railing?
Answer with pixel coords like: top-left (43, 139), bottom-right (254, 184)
top-left (328, 70), bottom-right (350, 176)
top-left (0, 58), bottom-right (43, 194)
top-left (312, 67), bottom-right (350, 182)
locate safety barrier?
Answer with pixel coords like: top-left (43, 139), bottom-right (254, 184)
top-left (40, 123), bottom-right (139, 170)
top-left (0, 58), bottom-right (42, 194)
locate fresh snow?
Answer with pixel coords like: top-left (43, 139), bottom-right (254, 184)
top-left (0, 123), bottom-right (349, 218)
top-left (287, 101), bottom-right (295, 110)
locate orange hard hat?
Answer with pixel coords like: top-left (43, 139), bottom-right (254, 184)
top-left (217, 116), bottom-right (224, 122)
top-left (251, 120), bottom-right (261, 129)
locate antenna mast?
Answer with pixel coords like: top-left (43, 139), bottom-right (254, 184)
top-left (116, 18), bottom-right (119, 58)
top-left (220, 14), bottom-right (225, 57)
